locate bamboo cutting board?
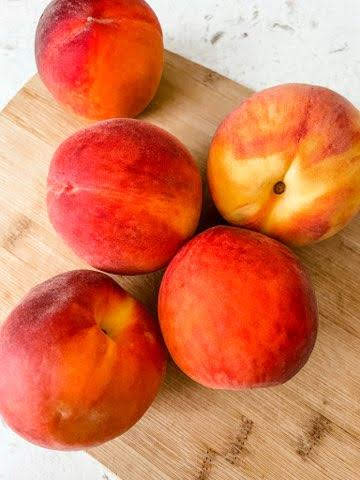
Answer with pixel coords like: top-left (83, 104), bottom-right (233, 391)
top-left (1, 51), bottom-right (360, 480)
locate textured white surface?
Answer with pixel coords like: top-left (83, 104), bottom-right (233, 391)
top-left (0, 417), bottom-right (116, 480)
top-left (0, 0), bottom-right (358, 479)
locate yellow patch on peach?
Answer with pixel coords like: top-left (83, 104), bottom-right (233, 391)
top-left (94, 295), bottom-right (135, 339)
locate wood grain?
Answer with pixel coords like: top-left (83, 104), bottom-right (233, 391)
top-left (0, 50), bottom-right (359, 480)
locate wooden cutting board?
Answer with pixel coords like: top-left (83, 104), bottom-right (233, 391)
top-left (0, 50), bottom-right (359, 480)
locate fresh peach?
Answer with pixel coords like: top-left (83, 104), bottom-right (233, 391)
top-left (208, 84), bottom-right (360, 246)
top-left (0, 270), bottom-right (166, 450)
top-left (47, 119), bottom-right (202, 274)
top-left (158, 226), bottom-right (318, 389)
top-left (35, 0), bottom-right (164, 119)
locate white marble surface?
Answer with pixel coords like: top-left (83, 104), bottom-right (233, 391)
top-left (0, 0), bottom-right (359, 478)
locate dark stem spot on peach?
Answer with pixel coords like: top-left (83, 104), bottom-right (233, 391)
top-left (273, 181), bottom-right (286, 195)
top-left (101, 328), bottom-right (108, 335)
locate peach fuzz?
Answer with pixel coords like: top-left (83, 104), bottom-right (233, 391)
top-left (0, 270), bottom-right (166, 450)
top-left (47, 119), bottom-right (202, 274)
top-left (208, 84), bottom-right (360, 246)
top-left (158, 226), bottom-right (318, 389)
top-left (35, 0), bottom-right (164, 119)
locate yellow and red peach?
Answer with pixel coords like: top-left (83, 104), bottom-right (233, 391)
top-left (35, 0), bottom-right (164, 119)
top-left (158, 226), bottom-right (318, 389)
top-left (208, 84), bottom-right (360, 246)
top-left (0, 270), bottom-right (166, 450)
top-left (47, 119), bottom-right (202, 274)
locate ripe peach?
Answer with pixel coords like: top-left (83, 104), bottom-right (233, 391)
top-left (47, 119), bottom-right (202, 274)
top-left (0, 270), bottom-right (166, 450)
top-left (158, 226), bottom-right (318, 389)
top-left (208, 84), bottom-right (360, 246)
top-left (35, 0), bottom-right (164, 119)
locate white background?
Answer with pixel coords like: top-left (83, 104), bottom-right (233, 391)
top-left (0, 0), bottom-right (359, 478)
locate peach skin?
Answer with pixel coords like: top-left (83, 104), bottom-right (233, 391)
top-left (47, 119), bottom-right (202, 274)
top-left (35, 0), bottom-right (164, 119)
top-left (0, 270), bottom-right (166, 450)
top-left (158, 226), bottom-right (318, 389)
top-left (208, 84), bottom-right (360, 246)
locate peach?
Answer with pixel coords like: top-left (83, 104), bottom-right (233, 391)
top-left (0, 270), bottom-right (166, 450)
top-left (158, 226), bottom-right (318, 389)
top-left (208, 84), bottom-right (360, 246)
top-left (35, 0), bottom-right (164, 119)
top-left (47, 119), bottom-right (202, 274)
